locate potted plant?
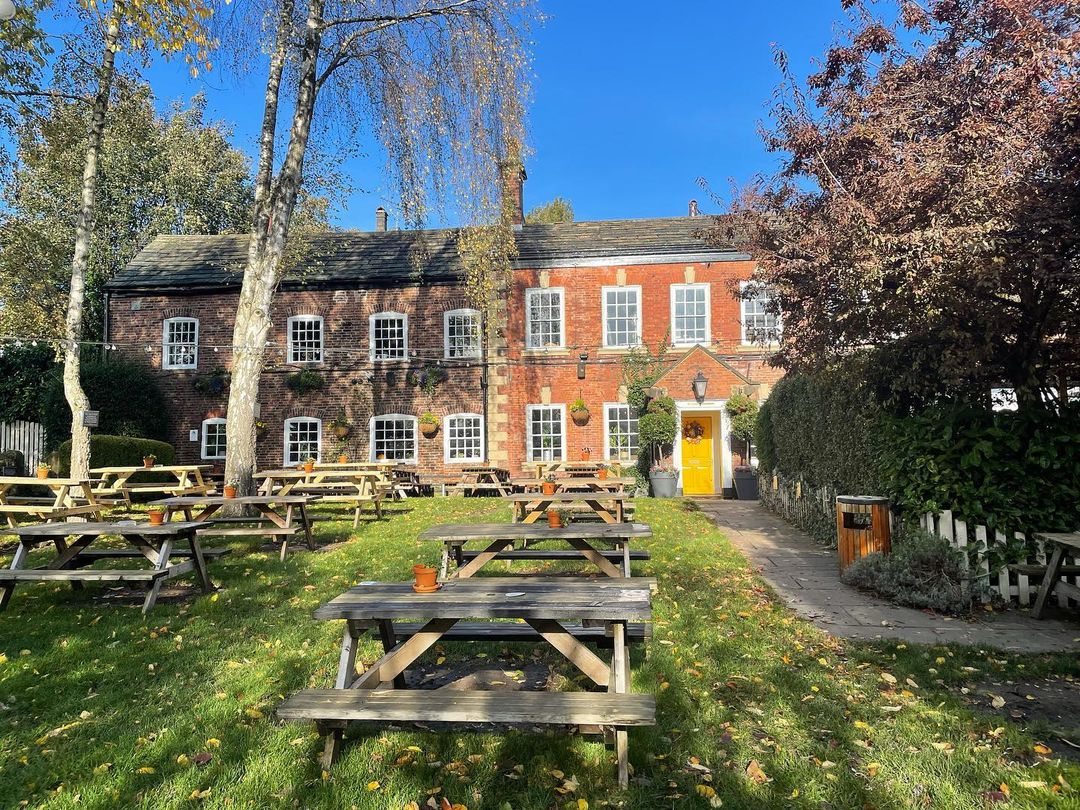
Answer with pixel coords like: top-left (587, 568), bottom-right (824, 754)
top-left (580, 446), bottom-right (591, 462)
top-left (143, 454), bottom-right (157, 469)
top-left (148, 507), bottom-right (166, 526)
top-left (726, 393), bottom-right (760, 500)
top-left (376, 452), bottom-right (386, 462)
top-left (337, 452), bottom-right (348, 464)
top-left (420, 412), bottom-right (440, 438)
top-left (542, 473), bottom-right (558, 496)
top-left (412, 564), bottom-right (439, 592)
top-left (35, 462), bottom-right (50, 480)
top-left (648, 458), bottom-right (679, 498)
top-left (255, 420), bottom-right (268, 440)
top-left (570, 397), bottom-right (590, 426)
top-left (546, 508), bottom-right (563, 528)
top-left (597, 463), bottom-right (609, 480)
top-left (302, 456), bottom-right (316, 474)
top-left (330, 412), bottom-right (351, 439)
top-left (223, 479), bottom-right (239, 499)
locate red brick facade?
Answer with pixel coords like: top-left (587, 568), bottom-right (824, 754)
top-left (108, 222), bottom-right (784, 492)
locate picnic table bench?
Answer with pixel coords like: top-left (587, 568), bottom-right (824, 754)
top-left (1, 520), bottom-right (219, 613)
top-left (513, 476), bottom-right (635, 494)
top-left (0, 476), bottom-right (105, 529)
top-left (150, 494), bottom-right (319, 561)
top-left (258, 469), bottom-right (386, 526)
top-left (276, 576), bottom-right (655, 787)
top-left (91, 465), bottom-right (214, 504)
top-left (508, 492), bottom-right (629, 524)
top-left (1024, 533), bottom-right (1080, 619)
top-left (420, 522), bottom-right (652, 579)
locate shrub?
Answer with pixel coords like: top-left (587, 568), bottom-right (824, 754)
top-left (285, 369), bottom-right (325, 396)
top-left (0, 343), bottom-right (55, 423)
top-left (55, 434), bottom-right (175, 476)
top-left (841, 528), bottom-right (978, 615)
top-left (42, 358), bottom-right (167, 449)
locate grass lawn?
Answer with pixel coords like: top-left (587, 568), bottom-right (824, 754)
top-left (1, 498), bottom-right (1078, 809)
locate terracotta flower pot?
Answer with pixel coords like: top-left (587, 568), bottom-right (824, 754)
top-left (547, 509), bottom-right (562, 529)
top-left (338, 454), bottom-right (348, 464)
top-left (413, 565), bottom-right (438, 591)
top-left (598, 468), bottom-right (608, 480)
top-left (223, 485), bottom-right (237, 499)
top-left (148, 511), bottom-right (165, 526)
top-left (542, 481), bottom-right (556, 496)
top-left (303, 462), bottom-right (315, 473)
top-left (580, 450), bottom-right (591, 462)
top-left (143, 457), bottom-right (155, 469)
top-left (36, 468), bottom-right (49, 480)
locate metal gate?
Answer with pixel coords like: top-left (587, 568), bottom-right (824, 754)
top-left (0, 420), bottom-right (47, 472)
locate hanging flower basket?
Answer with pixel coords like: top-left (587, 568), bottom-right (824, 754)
top-left (571, 407), bottom-right (590, 426)
top-left (421, 421), bottom-right (439, 438)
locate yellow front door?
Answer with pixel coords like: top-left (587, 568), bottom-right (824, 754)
top-left (680, 415), bottom-right (715, 495)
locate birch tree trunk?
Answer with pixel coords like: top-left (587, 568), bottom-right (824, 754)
top-left (225, 0), bottom-right (322, 494)
top-left (63, 3), bottom-right (122, 479)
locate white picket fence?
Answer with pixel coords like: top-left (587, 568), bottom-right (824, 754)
top-left (922, 510), bottom-right (1079, 608)
top-left (0, 420), bottom-right (47, 471)
top-left (761, 471), bottom-right (1079, 607)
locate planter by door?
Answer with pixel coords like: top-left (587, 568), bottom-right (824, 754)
top-left (733, 466), bottom-right (759, 500)
top-left (649, 471), bottom-right (678, 498)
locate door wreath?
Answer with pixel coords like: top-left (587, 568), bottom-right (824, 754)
top-left (682, 420), bottom-right (705, 444)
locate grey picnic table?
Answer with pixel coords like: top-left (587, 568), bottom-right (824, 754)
top-left (276, 576), bottom-right (656, 788)
top-left (1030, 533), bottom-right (1080, 619)
top-left (420, 521), bottom-right (653, 579)
top-left (1, 520), bottom-right (218, 614)
top-left (508, 491), bottom-right (629, 524)
top-left (150, 494), bottom-right (320, 562)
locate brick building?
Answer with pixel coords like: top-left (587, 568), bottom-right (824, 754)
top-left (106, 175), bottom-right (781, 495)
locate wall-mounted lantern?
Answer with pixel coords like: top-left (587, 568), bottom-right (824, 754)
top-left (577, 352), bottom-right (588, 380)
top-left (691, 370), bottom-right (708, 404)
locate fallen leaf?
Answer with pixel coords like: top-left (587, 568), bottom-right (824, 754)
top-left (745, 760), bottom-right (771, 784)
top-left (1034, 743), bottom-right (1052, 755)
top-left (990, 694), bottom-right (1006, 709)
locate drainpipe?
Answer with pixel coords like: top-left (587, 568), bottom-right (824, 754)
top-left (102, 291), bottom-right (110, 361)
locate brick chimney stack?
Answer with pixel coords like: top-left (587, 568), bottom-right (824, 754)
top-left (375, 206), bottom-right (388, 232)
top-left (500, 162), bottom-right (527, 229)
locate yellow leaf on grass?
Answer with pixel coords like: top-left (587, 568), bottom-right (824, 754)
top-left (176, 754), bottom-right (190, 766)
top-left (745, 760), bottom-right (770, 784)
top-left (403, 803), bottom-right (420, 810)
top-left (244, 708), bottom-right (264, 720)
top-left (206, 738), bottom-right (221, 748)
top-left (136, 766), bottom-right (156, 774)
top-left (1034, 743), bottom-right (1052, 755)
top-left (188, 788), bottom-right (211, 800)
top-left (577, 800), bottom-right (590, 810)
top-left (436, 656), bottom-right (446, 665)
top-left (366, 781), bottom-right (380, 791)
top-left (1020, 781), bottom-right (1047, 789)
top-left (93, 762), bottom-right (112, 775)
top-left (867, 762), bottom-right (881, 777)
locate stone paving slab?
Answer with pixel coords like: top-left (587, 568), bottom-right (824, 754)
top-left (695, 498), bottom-right (1080, 654)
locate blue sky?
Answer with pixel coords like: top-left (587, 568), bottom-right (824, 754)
top-left (139, 0), bottom-right (845, 229)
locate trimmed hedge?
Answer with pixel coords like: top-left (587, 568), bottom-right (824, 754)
top-left (42, 358), bottom-right (167, 449)
top-left (55, 435), bottom-right (175, 476)
top-left (0, 343), bottom-right (55, 423)
top-left (757, 366), bottom-right (1080, 533)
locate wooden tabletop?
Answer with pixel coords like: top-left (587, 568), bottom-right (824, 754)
top-left (0, 476), bottom-right (92, 486)
top-left (514, 477), bottom-right (635, 487)
top-left (1035, 532), bottom-right (1080, 550)
top-left (91, 465), bottom-right (211, 473)
top-left (150, 494), bottom-right (320, 507)
top-left (12, 521), bottom-right (204, 537)
top-left (314, 576), bottom-right (654, 621)
top-left (419, 522), bottom-right (653, 542)
top-left (507, 492), bottom-right (629, 502)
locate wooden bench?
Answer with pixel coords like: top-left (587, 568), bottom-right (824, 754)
top-left (0, 568), bottom-right (170, 583)
top-left (277, 689), bottom-right (656, 769)
top-left (389, 620), bottom-right (651, 647)
top-left (66, 548), bottom-right (229, 563)
top-left (1009, 563), bottom-right (1080, 578)
top-left (459, 549), bottom-right (649, 563)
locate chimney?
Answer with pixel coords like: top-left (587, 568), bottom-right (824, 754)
top-left (688, 199), bottom-right (700, 217)
top-left (375, 206), bottom-right (388, 232)
top-left (500, 161), bottom-right (527, 229)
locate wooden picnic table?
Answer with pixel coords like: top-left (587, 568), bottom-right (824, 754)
top-left (419, 521), bottom-right (652, 579)
top-left (1028, 533), bottom-right (1080, 619)
top-left (1, 520), bottom-right (219, 613)
top-left (513, 476), bottom-right (634, 494)
top-left (150, 494), bottom-right (319, 562)
top-left (508, 492), bottom-right (629, 524)
top-left (276, 576), bottom-right (656, 787)
top-left (91, 464), bottom-right (214, 504)
top-left (0, 476), bottom-right (105, 529)
top-left (448, 465), bottom-right (512, 496)
top-left (257, 469), bottom-right (385, 526)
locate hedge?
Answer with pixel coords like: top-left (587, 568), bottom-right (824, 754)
top-left (54, 435), bottom-right (175, 476)
top-left (756, 367), bottom-right (1080, 533)
top-left (42, 358), bottom-right (167, 449)
top-left (0, 343), bottom-right (55, 423)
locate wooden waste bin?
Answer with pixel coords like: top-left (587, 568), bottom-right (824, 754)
top-left (836, 495), bottom-right (891, 573)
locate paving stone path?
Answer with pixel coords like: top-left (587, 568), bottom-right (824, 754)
top-left (696, 498), bottom-right (1080, 654)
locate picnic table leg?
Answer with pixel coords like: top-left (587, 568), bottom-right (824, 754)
top-left (186, 530), bottom-right (213, 593)
top-left (622, 540), bottom-right (632, 577)
top-left (452, 538), bottom-right (514, 579)
top-left (299, 503), bottom-right (315, 550)
top-left (140, 535), bottom-right (174, 614)
top-left (525, 618), bottom-right (611, 686)
top-left (52, 538), bottom-right (85, 591)
top-left (610, 621), bottom-right (629, 789)
top-left (0, 540), bottom-right (30, 609)
top-left (564, 538), bottom-right (624, 578)
top-left (439, 543), bottom-right (451, 580)
top-left (1032, 544), bottom-right (1067, 619)
top-left (351, 618), bottom-right (458, 689)
top-left (335, 620), bottom-right (364, 688)
top-left (378, 620), bottom-right (408, 689)
top-left (317, 722), bottom-right (346, 770)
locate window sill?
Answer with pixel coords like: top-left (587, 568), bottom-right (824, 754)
top-left (596, 346), bottom-right (641, 356)
top-left (735, 343), bottom-right (780, 353)
top-left (522, 347), bottom-right (570, 357)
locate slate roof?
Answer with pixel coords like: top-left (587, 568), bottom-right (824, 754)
top-left (108, 216), bottom-right (745, 292)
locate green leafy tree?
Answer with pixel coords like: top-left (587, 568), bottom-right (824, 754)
top-left (0, 83), bottom-right (252, 339)
top-left (525, 196), bottom-right (573, 224)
